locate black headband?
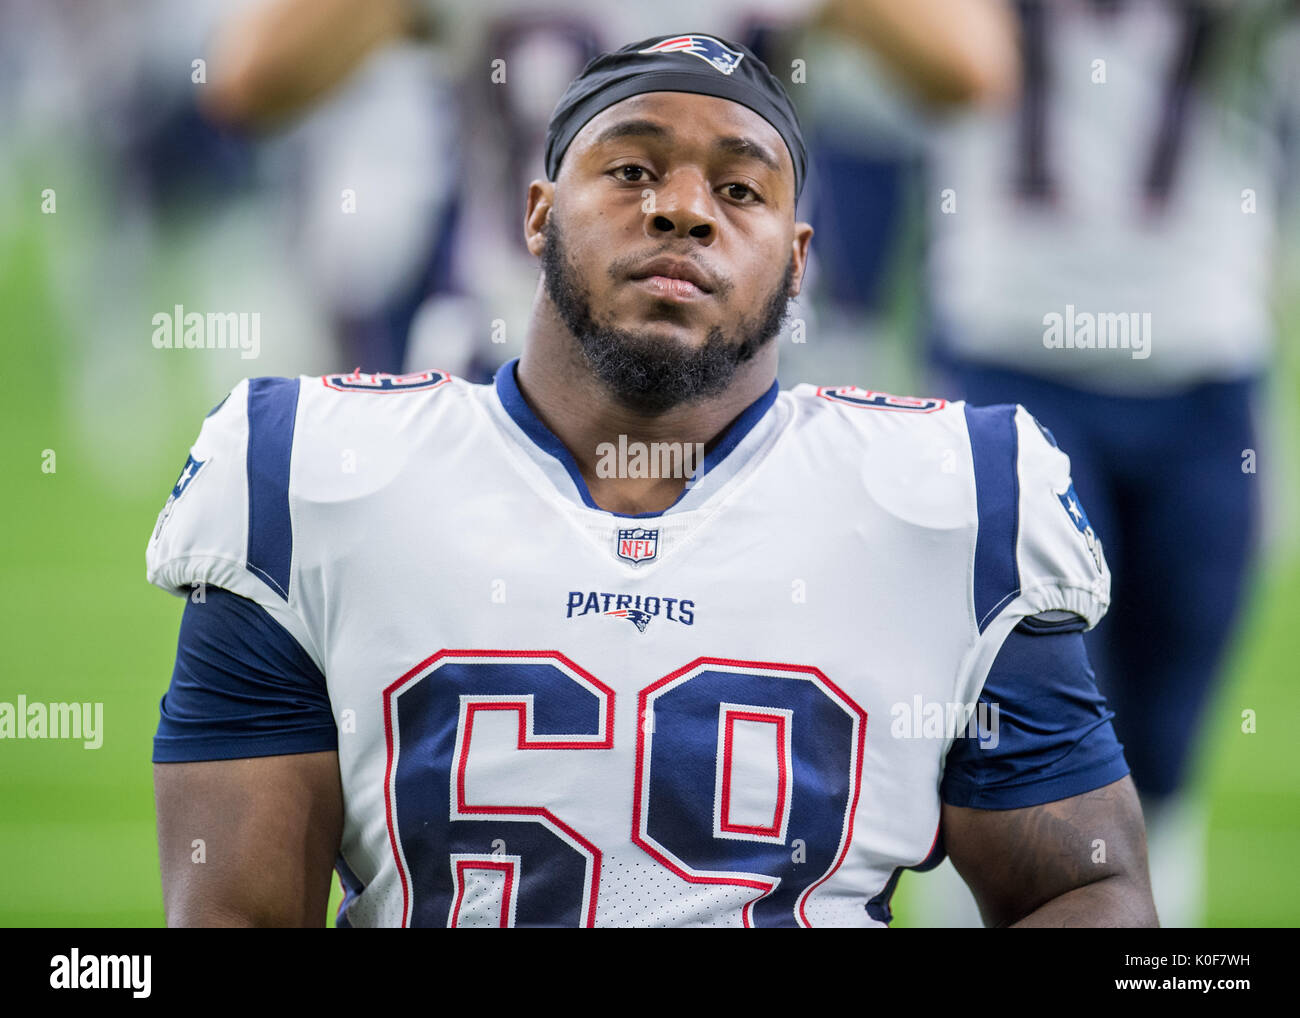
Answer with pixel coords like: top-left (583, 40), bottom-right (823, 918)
top-left (544, 33), bottom-right (807, 201)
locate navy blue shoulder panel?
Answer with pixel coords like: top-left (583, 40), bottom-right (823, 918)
top-left (245, 377), bottom-right (300, 600)
top-left (940, 626), bottom-right (1130, 810)
top-left (153, 586), bottom-right (335, 762)
top-left (964, 403), bottom-right (1021, 632)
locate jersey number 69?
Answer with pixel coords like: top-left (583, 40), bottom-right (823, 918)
top-left (384, 651), bottom-right (867, 928)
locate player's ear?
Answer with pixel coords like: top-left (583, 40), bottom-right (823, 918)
top-left (524, 180), bottom-right (555, 257)
top-left (787, 221), bottom-right (813, 297)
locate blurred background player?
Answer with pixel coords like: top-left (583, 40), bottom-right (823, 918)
top-left (200, 0), bottom-right (470, 377)
top-left (825, 0), bottom-right (1300, 926)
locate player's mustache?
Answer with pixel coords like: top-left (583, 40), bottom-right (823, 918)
top-left (606, 248), bottom-right (734, 298)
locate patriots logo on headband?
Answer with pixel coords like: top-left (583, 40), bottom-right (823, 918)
top-left (638, 35), bottom-right (745, 75)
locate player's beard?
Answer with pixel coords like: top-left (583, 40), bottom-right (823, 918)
top-left (541, 218), bottom-right (793, 415)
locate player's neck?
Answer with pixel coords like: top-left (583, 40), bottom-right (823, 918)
top-left (516, 328), bottom-right (777, 515)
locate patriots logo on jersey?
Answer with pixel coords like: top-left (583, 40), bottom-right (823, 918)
top-left (1058, 483), bottom-right (1105, 573)
top-left (1058, 483), bottom-right (1091, 533)
top-left (172, 454), bottom-right (206, 499)
top-left (566, 590), bottom-right (695, 627)
top-left (616, 527), bottom-right (658, 564)
top-left (604, 608), bottom-right (654, 632)
top-left (152, 454), bottom-right (207, 542)
top-left (638, 35), bottom-right (745, 75)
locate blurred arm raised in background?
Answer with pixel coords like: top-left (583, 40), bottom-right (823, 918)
top-left (817, 0), bottom-right (1020, 107)
top-left (201, 0), bottom-right (420, 127)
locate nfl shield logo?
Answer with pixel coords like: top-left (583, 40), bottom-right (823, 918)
top-left (638, 35), bottom-right (745, 76)
top-left (616, 527), bottom-right (659, 565)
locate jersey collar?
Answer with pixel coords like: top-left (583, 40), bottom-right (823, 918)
top-left (491, 357), bottom-right (781, 518)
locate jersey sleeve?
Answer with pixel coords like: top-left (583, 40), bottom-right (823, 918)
top-left (154, 586), bottom-right (337, 763)
top-left (145, 376), bottom-right (321, 670)
top-left (940, 622), bottom-right (1130, 809)
top-left (952, 402), bottom-right (1114, 751)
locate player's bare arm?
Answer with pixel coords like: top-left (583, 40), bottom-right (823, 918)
top-left (943, 776), bottom-right (1158, 928)
top-left (817, 0), bottom-right (1021, 106)
top-left (154, 752), bottom-right (343, 927)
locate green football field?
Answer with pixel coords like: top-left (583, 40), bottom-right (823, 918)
top-left (2, 192), bottom-right (1297, 928)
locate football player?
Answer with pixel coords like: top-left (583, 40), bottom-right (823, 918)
top-left (149, 33), bottom-right (1157, 927)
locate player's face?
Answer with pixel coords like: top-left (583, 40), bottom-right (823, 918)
top-left (527, 92), bottom-right (812, 412)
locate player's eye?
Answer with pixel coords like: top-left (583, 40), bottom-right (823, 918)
top-left (612, 164), bottom-right (651, 183)
top-left (722, 181), bottom-right (761, 203)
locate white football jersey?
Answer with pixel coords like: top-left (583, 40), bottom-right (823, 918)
top-left (147, 364), bottom-right (1110, 927)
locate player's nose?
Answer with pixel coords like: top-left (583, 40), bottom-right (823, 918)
top-left (644, 169), bottom-right (717, 245)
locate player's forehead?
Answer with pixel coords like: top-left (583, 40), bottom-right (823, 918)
top-left (568, 91), bottom-right (793, 180)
